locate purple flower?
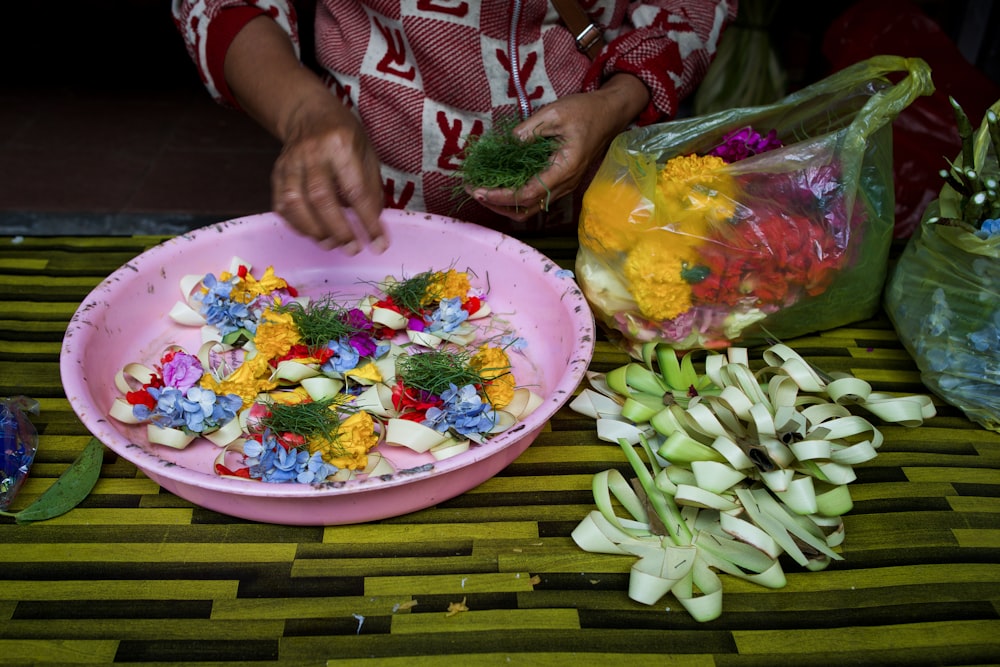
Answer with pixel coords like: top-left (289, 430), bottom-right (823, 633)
top-left (709, 127), bottom-right (783, 163)
top-left (161, 351), bottom-right (204, 392)
top-left (344, 308), bottom-right (372, 331)
top-left (348, 333), bottom-right (378, 358)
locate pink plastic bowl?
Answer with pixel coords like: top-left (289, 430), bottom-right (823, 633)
top-left (60, 211), bottom-right (594, 525)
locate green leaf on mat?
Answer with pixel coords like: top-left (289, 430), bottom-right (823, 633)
top-left (13, 438), bottom-right (103, 524)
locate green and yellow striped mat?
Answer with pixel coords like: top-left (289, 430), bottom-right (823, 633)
top-left (1, 234), bottom-right (998, 665)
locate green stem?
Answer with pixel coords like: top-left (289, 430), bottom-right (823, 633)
top-left (617, 437), bottom-right (693, 546)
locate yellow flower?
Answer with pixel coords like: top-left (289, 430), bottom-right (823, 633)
top-left (252, 308), bottom-right (301, 361)
top-left (200, 353), bottom-right (277, 408)
top-left (210, 265), bottom-right (290, 305)
top-left (266, 387), bottom-right (311, 405)
top-left (238, 266), bottom-right (291, 303)
top-left (603, 154), bottom-right (737, 323)
top-left (424, 269), bottom-right (471, 304)
top-left (623, 234), bottom-right (697, 322)
top-left (344, 361), bottom-right (383, 384)
top-left (309, 411), bottom-right (378, 470)
top-left (470, 345), bottom-right (515, 408)
top-left (655, 154), bottom-right (736, 234)
top-left (579, 176), bottom-right (654, 255)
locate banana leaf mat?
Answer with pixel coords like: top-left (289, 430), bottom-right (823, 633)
top-left (1, 233), bottom-right (998, 666)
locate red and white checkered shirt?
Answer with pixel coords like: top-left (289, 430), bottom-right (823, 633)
top-left (172, 0), bottom-right (737, 231)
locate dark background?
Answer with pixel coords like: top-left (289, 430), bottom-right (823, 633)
top-left (0, 0), bottom-right (997, 235)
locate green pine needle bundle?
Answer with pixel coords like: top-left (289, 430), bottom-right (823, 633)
top-left (455, 119), bottom-right (558, 191)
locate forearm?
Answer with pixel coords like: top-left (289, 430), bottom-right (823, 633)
top-left (223, 15), bottom-right (341, 143)
top-left (595, 73), bottom-right (652, 133)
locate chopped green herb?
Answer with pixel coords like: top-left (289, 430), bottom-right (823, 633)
top-left (397, 349), bottom-right (486, 396)
top-left (455, 118), bottom-right (558, 192)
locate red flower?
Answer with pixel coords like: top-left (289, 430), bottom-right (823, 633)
top-left (691, 209), bottom-right (846, 309)
top-left (126, 388), bottom-right (157, 409)
top-left (391, 378), bottom-right (442, 422)
top-left (215, 463), bottom-right (252, 478)
top-left (271, 344), bottom-right (334, 366)
top-left (462, 296), bottom-right (481, 315)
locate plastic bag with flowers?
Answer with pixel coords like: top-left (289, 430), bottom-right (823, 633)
top-left (577, 56), bottom-right (934, 355)
top-left (885, 98), bottom-right (1000, 432)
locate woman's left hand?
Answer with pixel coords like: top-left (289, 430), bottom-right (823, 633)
top-left (468, 73), bottom-right (650, 223)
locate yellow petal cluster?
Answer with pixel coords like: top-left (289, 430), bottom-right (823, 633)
top-left (267, 387), bottom-right (311, 405)
top-left (654, 154), bottom-right (735, 232)
top-left (253, 308), bottom-right (301, 361)
top-left (308, 410), bottom-right (379, 470)
top-left (623, 235), bottom-right (697, 321)
top-left (200, 353), bottom-right (277, 408)
top-left (583, 154), bottom-right (738, 323)
top-left (344, 361), bottom-right (383, 384)
top-left (470, 345), bottom-right (515, 408)
top-left (228, 266), bottom-right (291, 304)
top-left (579, 177), bottom-right (653, 254)
top-left (424, 269), bottom-right (471, 304)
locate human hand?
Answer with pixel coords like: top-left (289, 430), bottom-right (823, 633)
top-left (469, 74), bottom-right (650, 224)
top-left (272, 93), bottom-right (386, 254)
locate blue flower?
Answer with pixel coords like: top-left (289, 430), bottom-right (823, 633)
top-left (925, 346), bottom-right (952, 373)
top-left (211, 393), bottom-right (243, 426)
top-left (178, 386), bottom-right (218, 432)
top-left (136, 386), bottom-right (186, 429)
top-left (968, 322), bottom-right (1000, 353)
top-left (427, 297), bottom-right (469, 334)
top-left (195, 273), bottom-right (258, 336)
top-left (321, 337), bottom-right (360, 373)
top-left (423, 383), bottom-right (496, 437)
top-left (923, 288), bottom-right (953, 337)
top-left (244, 432), bottom-right (312, 483)
top-left (975, 218), bottom-right (1000, 240)
top-left (501, 334), bottom-right (528, 352)
top-left (134, 385), bottom-right (241, 433)
top-left (296, 451), bottom-right (340, 484)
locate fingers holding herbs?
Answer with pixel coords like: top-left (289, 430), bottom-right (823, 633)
top-left (461, 76), bottom-right (650, 224)
top-left (458, 118), bottom-right (561, 221)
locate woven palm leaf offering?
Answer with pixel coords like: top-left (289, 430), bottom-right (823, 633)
top-left (109, 258), bottom-right (544, 483)
top-left (569, 342), bottom-right (936, 621)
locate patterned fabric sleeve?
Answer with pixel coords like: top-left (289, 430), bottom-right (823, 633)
top-left (170, 0), bottom-right (301, 106)
top-left (583, 0), bottom-right (739, 124)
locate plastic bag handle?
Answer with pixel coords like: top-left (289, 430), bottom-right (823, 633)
top-left (761, 55), bottom-right (933, 154)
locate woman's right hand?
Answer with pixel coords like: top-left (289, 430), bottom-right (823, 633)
top-left (272, 91), bottom-right (386, 253)
top-left (224, 15), bottom-right (386, 253)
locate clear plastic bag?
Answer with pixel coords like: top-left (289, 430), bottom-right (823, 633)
top-left (884, 100), bottom-right (1000, 432)
top-left (577, 56), bottom-right (934, 355)
top-left (1, 396), bottom-right (39, 510)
